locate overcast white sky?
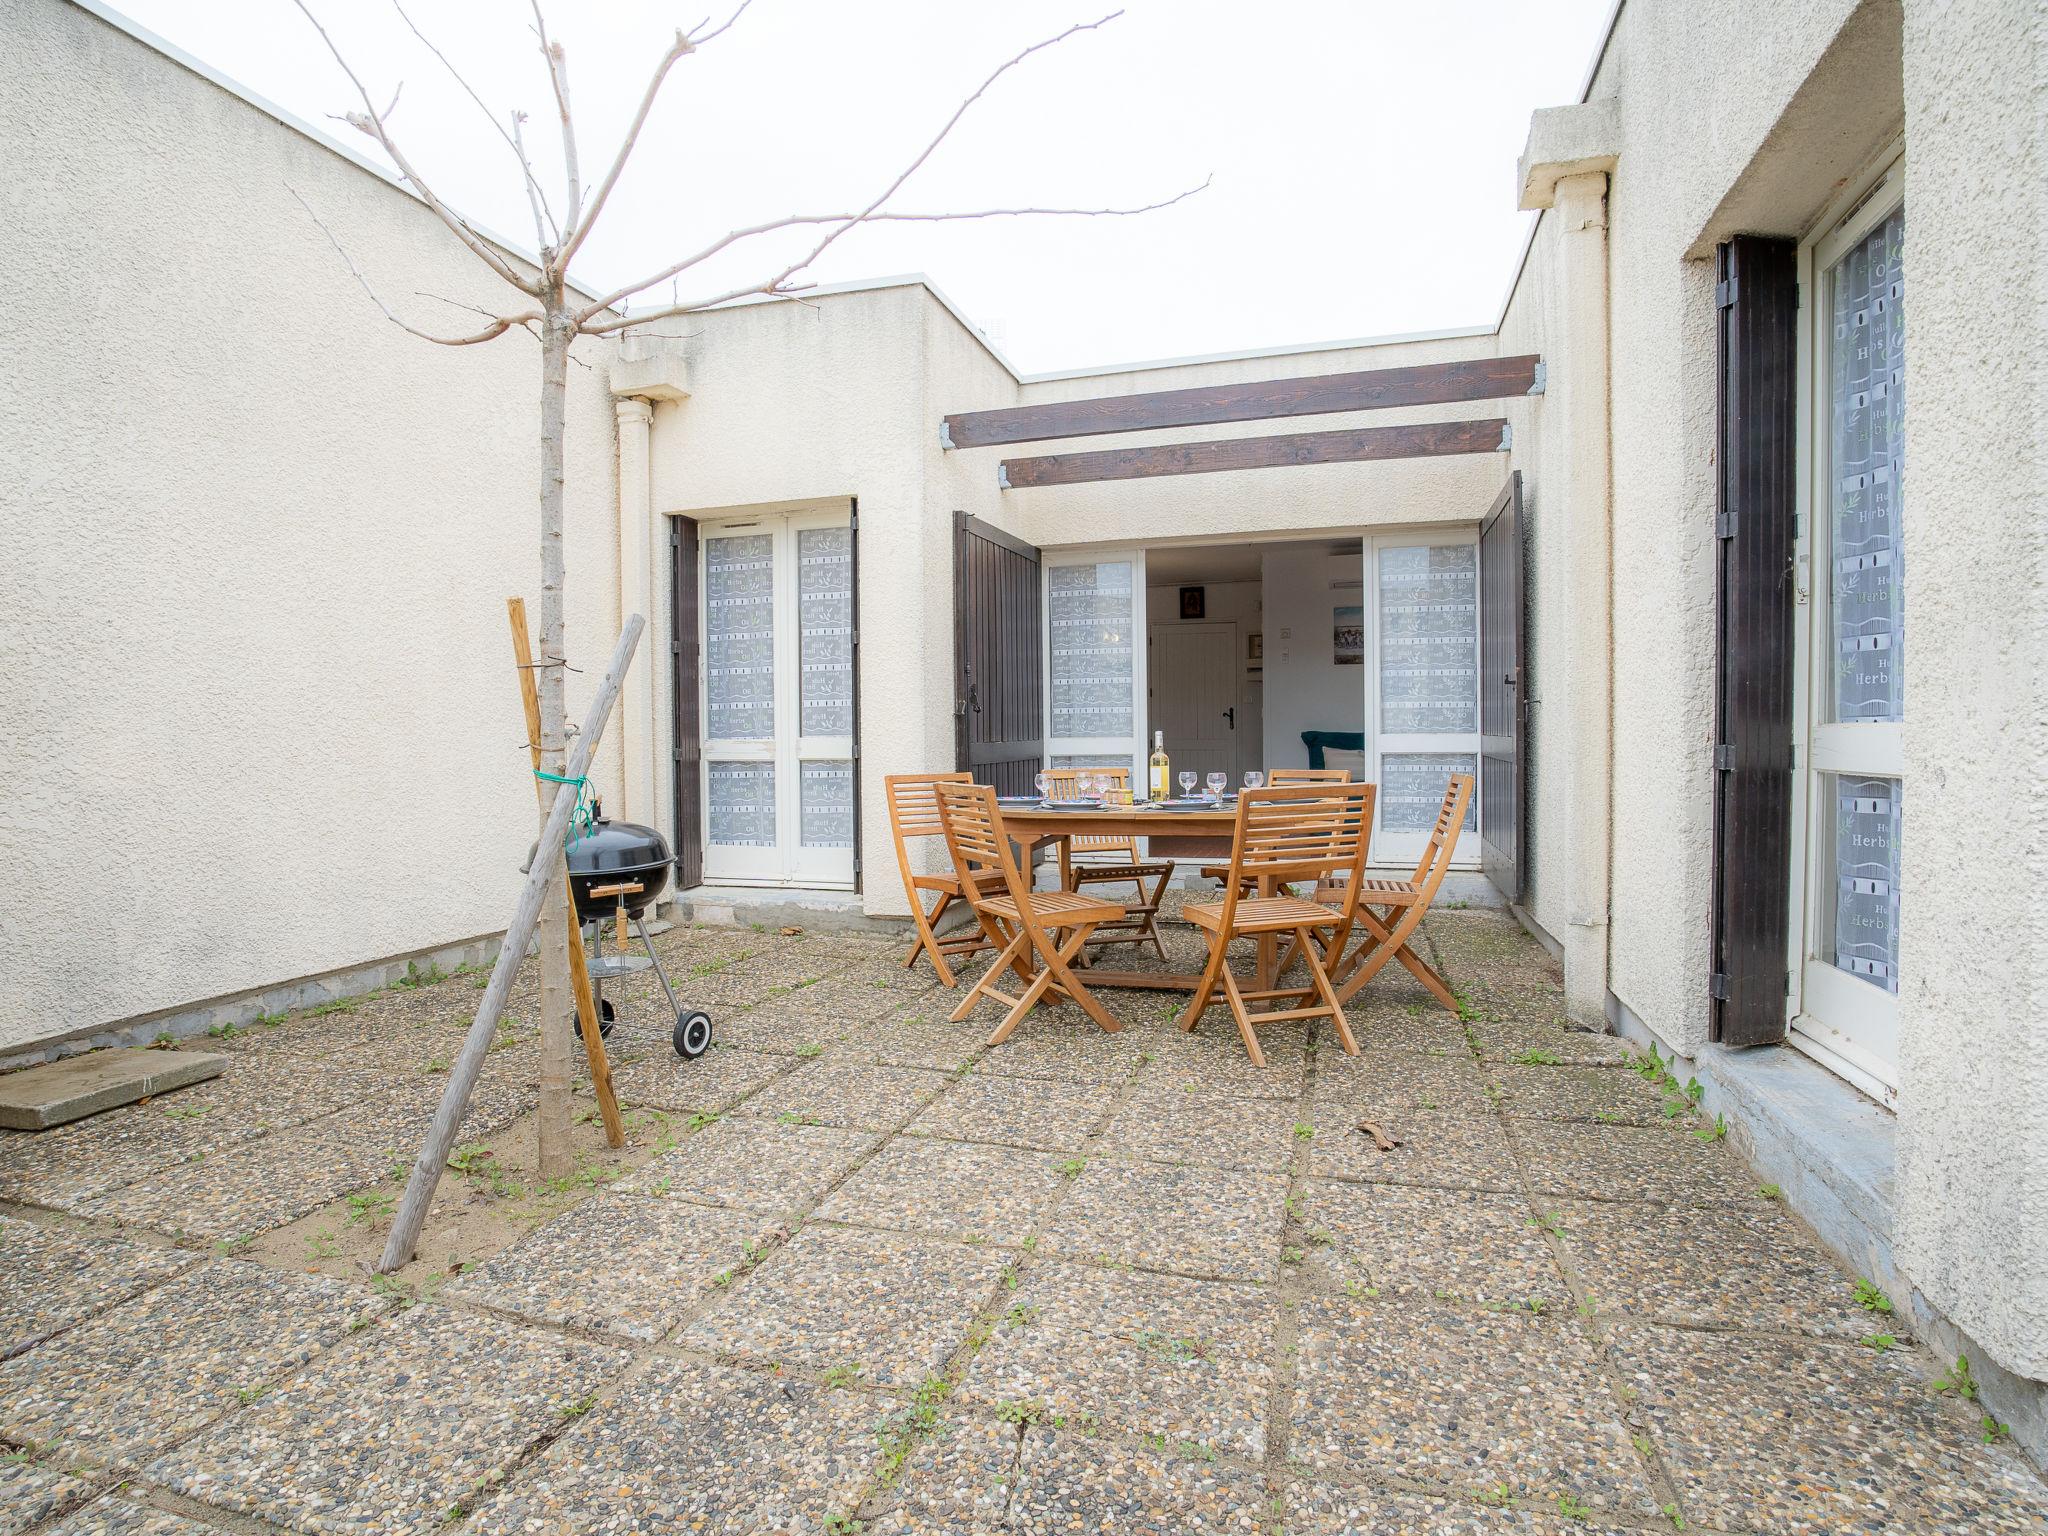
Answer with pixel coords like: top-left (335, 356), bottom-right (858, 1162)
top-left (114, 0), bottom-right (1614, 375)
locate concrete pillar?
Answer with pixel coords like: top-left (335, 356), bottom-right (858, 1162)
top-left (613, 396), bottom-right (656, 828)
top-left (1553, 168), bottom-right (1614, 1025)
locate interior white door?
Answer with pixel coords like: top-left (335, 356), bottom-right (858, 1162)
top-left (1788, 156), bottom-right (1905, 1104)
top-left (1149, 622), bottom-right (1237, 788)
top-left (1365, 533), bottom-right (1481, 866)
top-left (700, 509), bottom-right (856, 889)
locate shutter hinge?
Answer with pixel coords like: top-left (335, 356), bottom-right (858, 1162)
top-left (1716, 510), bottom-right (1736, 539)
top-left (1710, 971), bottom-right (1730, 1001)
top-left (1713, 744), bottom-right (1734, 771)
top-left (1715, 273), bottom-right (1738, 310)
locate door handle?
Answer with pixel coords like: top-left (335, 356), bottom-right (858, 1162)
top-left (1223, 707), bottom-right (1236, 729)
top-left (1504, 669), bottom-right (1519, 687)
top-left (967, 682), bottom-right (982, 714)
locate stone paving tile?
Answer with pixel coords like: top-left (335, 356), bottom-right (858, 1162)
top-left (816, 1137), bottom-right (1069, 1243)
top-left (605, 1044), bottom-right (788, 1115)
top-left (678, 1225), bottom-right (1009, 1388)
top-left (1610, 1323), bottom-right (2048, 1535)
top-left (837, 1011), bottom-right (989, 1073)
top-left (1311, 1046), bottom-right (1491, 1119)
top-left (41, 1499), bottom-right (221, 1536)
top-left (1290, 1294), bottom-right (1652, 1513)
top-left (1283, 1480), bottom-right (1583, 1534)
top-left (877, 1422), bottom-right (1270, 1536)
top-left (735, 1058), bottom-right (954, 1132)
top-left (1484, 1063), bottom-right (1669, 1125)
top-left (1554, 1198), bottom-right (1871, 1335)
top-left (770, 974), bottom-right (911, 1026)
top-left (0, 1460), bottom-right (95, 1534)
top-left (151, 1303), bottom-right (632, 1533)
top-left (1038, 1158), bottom-right (1288, 1282)
top-left (1423, 911), bottom-right (1559, 977)
top-left (449, 1193), bottom-right (773, 1342)
top-left (1511, 1121), bottom-right (1759, 1203)
top-left (712, 1003), bottom-right (869, 1056)
top-left (971, 1016), bottom-right (1150, 1086)
top-left (1295, 1180), bottom-right (1566, 1306)
top-left (1129, 1016), bottom-right (1313, 1101)
top-left (1307, 1111), bottom-right (1521, 1192)
top-left (1346, 1002), bottom-right (1471, 1053)
top-left (960, 1262), bottom-right (1278, 1459)
top-left (612, 1114), bottom-right (879, 1216)
top-left (76, 1121), bottom-right (402, 1242)
top-left (1467, 1019), bottom-right (1632, 1066)
top-left (0, 1102), bottom-right (265, 1209)
top-left (0, 1261), bottom-right (368, 1469)
top-left (1097, 1090), bottom-right (1305, 1173)
top-left (466, 1356), bottom-right (881, 1534)
top-left (906, 1073), bottom-right (1119, 1150)
top-left (0, 1214), bottom-right (196, 1358)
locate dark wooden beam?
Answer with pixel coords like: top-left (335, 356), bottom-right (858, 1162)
top-left (998, 418), bottom-right (1509, 489)
top-left (945, 355), bottom-right (1540, 449)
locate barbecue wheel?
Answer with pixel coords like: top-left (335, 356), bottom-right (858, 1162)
top-left (570, 998), bottom-right (615, 1047)
top-left (672, 1008), bottom-right (713, 1059)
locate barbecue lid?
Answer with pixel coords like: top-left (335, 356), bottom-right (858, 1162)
top-left (564, 817), bottom-right (671, 875)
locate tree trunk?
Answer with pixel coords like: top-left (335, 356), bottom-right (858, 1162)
top-left (535, 297), bottom-right (574, 1180)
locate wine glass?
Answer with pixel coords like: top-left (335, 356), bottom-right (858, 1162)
top-left (1034, 769), bottom-right (1051, 802)
top-left (1206, 772), bottom-right (1229, 802)
top-left (1177, 771), bottom-right (1196, 801)
top-left (1243, 769), bottom-right (1265, 792)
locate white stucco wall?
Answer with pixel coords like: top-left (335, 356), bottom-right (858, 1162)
top-left (0, 0), bottom-right (620, 1052)
top-left (1893, 0), bottom-right (2048, 1379)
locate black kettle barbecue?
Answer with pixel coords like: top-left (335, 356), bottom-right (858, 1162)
top-left (564, 815), bottom-right (712, 1059)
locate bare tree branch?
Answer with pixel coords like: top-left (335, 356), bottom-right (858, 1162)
top-left (391, 0), bottom-right (560, 246)
top-left (574, 11), bottom-right (1142, 323)
top-left (291, 0), bottom-right (541, 295)
top-left (509, 111), bottom-right (554, 251)
top-left (290, 185), bottom-right (540, 345)
top-left (529, 2), bottom-right (582, 235)
top-left (557, 1), bottom-right (751, 270)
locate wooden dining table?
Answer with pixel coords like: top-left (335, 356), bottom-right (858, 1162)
top-left (997, 802), bottom-right (1285, 995)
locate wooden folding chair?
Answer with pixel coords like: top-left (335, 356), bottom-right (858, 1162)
top-left (934, 779), bottom-right (1129, 1045)
top-left (1310, 773), bottom-right (1474, 1013)
top-left (1201, 767), bottom-right (1351, 892)
top-left (1043, 767), bottom-right (1173, 961)
top-left (885, 772), bottom-right (999, 988)
top-left (1179, 781), bottom-right (1377, 1066)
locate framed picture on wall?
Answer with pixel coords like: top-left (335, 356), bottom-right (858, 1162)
top-left (1248, 631), bottom-right (1263, 673)
top-left (1179, 586), bottom-right (1206, 619)
top-left (1334, 605), bottom-right (1364, 665)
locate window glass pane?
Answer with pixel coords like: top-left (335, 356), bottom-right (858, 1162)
top-left (705, 533), bottom-right (775, 739)
top-left (1049, 753), bottom-right (1130, 770)
top-left (1380, 753), bottom-right (1477, 833)
top-left (1048, 562), bottom-right (1134, 739)
top-left (1822, 773), bottom-right (1901, 995)
top-left (1828, 204), bottom-right (1906, 723)
top-left (707, 762), bottom-right (776, 847)
top-left (798, 526), bottom-right (854, 737)
top-left (799, 760), bottom-right (855, 848)
top-left (1378, 545), bottom-right (1477, 734)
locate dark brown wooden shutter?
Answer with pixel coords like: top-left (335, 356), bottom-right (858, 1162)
top-left (953, 511), bottom-right (1043, 795)
top-left (669, 514), bottom-right (703, 890)
top-left (1711, 236), bottom-right (1798, 1047)
top-left (1479, 471), bottom-right (1526, 904)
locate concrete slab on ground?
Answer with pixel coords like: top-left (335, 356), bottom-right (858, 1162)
top-left (0, 1048), bottom-right (226, 1130)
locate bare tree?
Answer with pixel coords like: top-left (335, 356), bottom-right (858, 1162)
top-left (290, 1), bottom-right (1201, 1179)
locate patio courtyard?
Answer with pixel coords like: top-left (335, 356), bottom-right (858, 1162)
top-left (3, 905), bottom-right (2043, 1535)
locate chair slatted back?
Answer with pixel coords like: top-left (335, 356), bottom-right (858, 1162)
top-left (1042, 767), bottom-right (1140, 861)
top-left (1270, 768), bottom-right (1351, 784)
top-left (887, 772), bottom-right (971, 843)
top-left (1406, 773), bottom-right (1475, 902)
top-left (1216, 781), bottom-right (1376, 922)
top-left (935, 779), bottom-right (1028, 907)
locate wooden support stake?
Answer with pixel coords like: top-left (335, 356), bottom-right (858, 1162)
top-left (508, 598), bottom-right (625, 1152)
top-left (378, 615), bottom-right (644, 1274)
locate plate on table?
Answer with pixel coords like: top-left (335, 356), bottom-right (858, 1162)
top-left (996, 795), bottom-right (1041, 806)
top-left (1153, 797), bottom-right (1220, 811)
top-left (1041, 798), bottom-right (1100, 811)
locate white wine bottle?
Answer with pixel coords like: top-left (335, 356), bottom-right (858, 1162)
top-left (1148, 730), bottom-right (1171, 800)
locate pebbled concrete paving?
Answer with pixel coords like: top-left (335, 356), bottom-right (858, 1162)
top-left (0, 907), bottom-right (2043, 1534)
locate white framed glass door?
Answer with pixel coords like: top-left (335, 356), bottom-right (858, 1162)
top-left (1788, 151), bottom-right (1905, 1103)
top-left (700, 507), bottom-right (856, 888)
top-left (1366, 533), bottom-right (1481, 866)
top-left (1043, 549), bottom-right (1147, 781)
